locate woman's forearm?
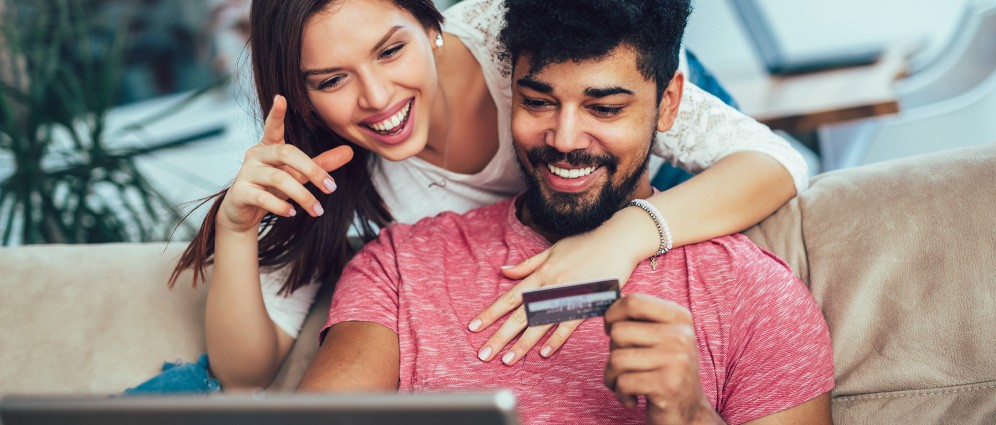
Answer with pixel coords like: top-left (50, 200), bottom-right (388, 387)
top-left (621, 151), bottom-right (798, 259)
top-left (206, 224), bottom-right (292, 389)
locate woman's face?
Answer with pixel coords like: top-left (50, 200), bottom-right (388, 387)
top-left (300, 0), bottom-right (439, 161)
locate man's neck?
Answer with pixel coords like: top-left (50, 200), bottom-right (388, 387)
top-left (517, 183), bottom-right (655, 243)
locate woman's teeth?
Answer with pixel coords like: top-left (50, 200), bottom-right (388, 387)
top-left (547, 164), bottom-right (597, 179)
top-left (367, 101), bottom-right (411, 134)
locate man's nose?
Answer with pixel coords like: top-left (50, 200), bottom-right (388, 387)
top-left (546, 107), bottom-right (591, 152)
top-left (357, 69), bottom-right (391, 111)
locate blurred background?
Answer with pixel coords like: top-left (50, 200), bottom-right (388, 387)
top-left (1, 0), bottom-right (993, 246)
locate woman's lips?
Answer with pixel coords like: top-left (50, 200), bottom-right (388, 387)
top-left (359, 98), bottom-right (415, 146)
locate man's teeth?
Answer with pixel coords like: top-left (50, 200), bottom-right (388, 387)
top-left (369, 101), bottom-right (411, 132)
top-left (547, 164), bottom-right (596, 179)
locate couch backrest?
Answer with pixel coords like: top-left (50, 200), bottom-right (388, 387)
top-left (2, 144), bottom-right (994, 424)
top-left (745, 142), bottom-right (996, 424)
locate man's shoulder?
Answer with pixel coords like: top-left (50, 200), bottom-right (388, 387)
top-left (681, 234), bottom-right (803, 298)
top-left (378, 199), bottom-right (513, 247)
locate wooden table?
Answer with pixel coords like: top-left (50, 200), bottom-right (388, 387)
top-left (711, 42), bottom-right (913, 133)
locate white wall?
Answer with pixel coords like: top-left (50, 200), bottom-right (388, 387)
top-left (686, 0), bottom-right (971, 70)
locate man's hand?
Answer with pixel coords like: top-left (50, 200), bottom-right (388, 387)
top-left (603, 294), bottom-right (724, 425)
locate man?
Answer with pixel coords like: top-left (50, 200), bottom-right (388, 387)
top-left (298, 0), bottom-right (834, 423)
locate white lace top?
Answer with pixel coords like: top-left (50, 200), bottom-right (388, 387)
top-left (262, 0), bottom-right (809, 339)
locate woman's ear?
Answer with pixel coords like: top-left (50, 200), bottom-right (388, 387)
top-left (656, 71), bottom-right (684, 133)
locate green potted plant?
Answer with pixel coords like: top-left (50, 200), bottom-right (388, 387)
top-left (0, 0), bottom-right (220, 245)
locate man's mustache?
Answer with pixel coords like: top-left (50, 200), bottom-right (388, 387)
top-left (525, 146), bottom-right (618, 174)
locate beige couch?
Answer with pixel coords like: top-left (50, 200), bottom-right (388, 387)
top-left (2, 143), bottom-right (995, 424)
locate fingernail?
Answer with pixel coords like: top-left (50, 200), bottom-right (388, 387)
top-left (324, 178), bottom-right (336, 193)
top-left (468, 319), bottom-right (482, 332)
top-left (288, 208), bottom-right (297, 217)
top-left (540, 346), bottom-right (552, 357)
top-left (313, 203), bottom-right (324, 216)
top-left (501, 351), bottom-right (515, 365)
top-left (500, 265), bottom-right (514, 270)
top-left (478, 346), bottom-right (492, 361)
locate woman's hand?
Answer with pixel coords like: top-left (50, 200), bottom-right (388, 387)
top-left (217, 95), bottom-right (354, 234)
top-left (469, 207), bottom-right (659, 365)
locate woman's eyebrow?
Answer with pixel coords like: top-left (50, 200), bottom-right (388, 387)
top-left (302, 25), bottom-right (404, 77)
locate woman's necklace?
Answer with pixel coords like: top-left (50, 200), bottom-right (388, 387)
top-left (427, 139), bottom-right (449, 189)
top-left (428, 70), bottom-right (452, 189)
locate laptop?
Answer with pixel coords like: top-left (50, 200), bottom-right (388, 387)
top-left (0, 391), bottom-right (519, 425)
top-left (727, 0), bottom-right (884, 75)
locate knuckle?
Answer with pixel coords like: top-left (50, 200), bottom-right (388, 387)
top-left (511, 308), bottom-right (528, 325)
top-left (253, 191), bottom-right (270, 207)
top-left (276, 144), bottom-right (295, 161)
top-left (503, 290), bottom-right (520, 307)
top-left (269, 169), bottom-right (287, 186)
top-left (244, 145), bottom-right (259, 161)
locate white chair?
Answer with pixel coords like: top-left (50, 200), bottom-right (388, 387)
top-left (819, 0), bottom-right (996, 170)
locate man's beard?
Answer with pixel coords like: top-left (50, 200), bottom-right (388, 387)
top-left (517, 140), bottom-right (652, 237)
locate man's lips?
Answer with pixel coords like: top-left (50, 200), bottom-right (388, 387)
top-left (541, 162), bottom-right (605, 193)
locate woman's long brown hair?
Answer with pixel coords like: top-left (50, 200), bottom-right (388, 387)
top-left (168, 0), bottom-right (444, 295)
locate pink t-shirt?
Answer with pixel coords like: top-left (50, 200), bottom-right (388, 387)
top-left (323, 199), bottom-right (834, 425)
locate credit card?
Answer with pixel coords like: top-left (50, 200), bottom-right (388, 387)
top-left (522, 278), bottom-right (620, 327)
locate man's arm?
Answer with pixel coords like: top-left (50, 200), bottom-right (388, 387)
top-left (602, 294), bottom-right (833, 425)
top-left (297, 322), bottom-right (400, 392)
top-left (743, 393), bottom-right (832, 425)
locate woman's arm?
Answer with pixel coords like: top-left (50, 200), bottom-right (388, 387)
top-left (206, 224), bottom-right (295, 389)
top-left (206, 96), bottom-right (352, 389)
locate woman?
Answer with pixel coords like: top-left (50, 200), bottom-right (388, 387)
top-left (150, 0), bottom-right (805, 391)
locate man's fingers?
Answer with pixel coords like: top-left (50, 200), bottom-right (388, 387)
top-left (608, 321), bottom-right (695, 349)
top-left (613, 370), bottom-right (665, 410)
top-left (262, 95), bottom-right (287, 145)
top-left (604, 293), bottom-right (692, 329)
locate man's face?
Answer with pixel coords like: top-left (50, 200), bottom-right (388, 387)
top-left (511, 45), bottom-right (683, 236)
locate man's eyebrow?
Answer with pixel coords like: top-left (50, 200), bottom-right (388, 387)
top-left (516, 77), bottom-right (553, 94)
top-left (584, 86), bottom-right (634, 98)
top-left (302, 25), bottom-right (403, 78)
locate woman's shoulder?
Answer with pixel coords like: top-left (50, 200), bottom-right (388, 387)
top-left (442, 0), bottom-right (511, 79)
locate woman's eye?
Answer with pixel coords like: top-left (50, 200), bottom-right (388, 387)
top-left (380, 44), bottom-right (405, 59)
top-left (591, 105), bottom-right (623, 117)
top-left (318, 75), bottom-right (345, 90)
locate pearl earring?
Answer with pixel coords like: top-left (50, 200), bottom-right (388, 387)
top-left (435, 34), bottom-right (444, 48)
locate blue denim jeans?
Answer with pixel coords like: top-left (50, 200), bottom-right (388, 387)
top-left (652, 50), bottom-right (739, 191)
top-left (124, 353), bottom-right (221, 395)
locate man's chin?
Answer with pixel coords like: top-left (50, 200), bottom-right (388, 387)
top-left (525, 188), bottom-right (615, 236)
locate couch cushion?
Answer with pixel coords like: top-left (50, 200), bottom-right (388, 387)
top-left (0, 242), bottom-right (206, 395)
top-left (748, 143), bottom-right (996, 423)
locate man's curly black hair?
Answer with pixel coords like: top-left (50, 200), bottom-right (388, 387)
top-left (499, 0), bottom-right (692, 101)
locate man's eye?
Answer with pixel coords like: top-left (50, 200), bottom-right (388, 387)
top-left (521, 97), bottom-right (551, 109)
top-left (591, 105), bottom-right (623, 117)
top-left (317, 75), bottom-right (346, 90)
top-left (380, 44), bottom-right (405, 59)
